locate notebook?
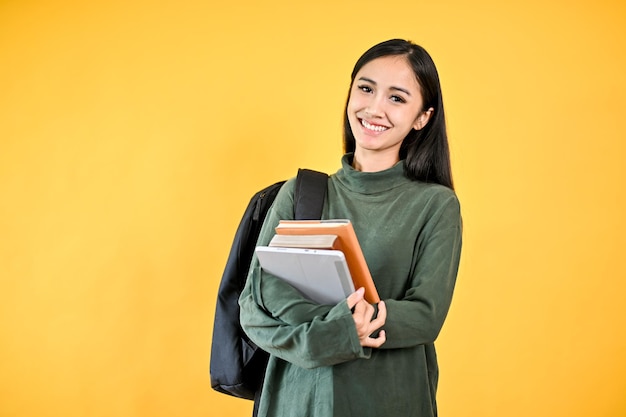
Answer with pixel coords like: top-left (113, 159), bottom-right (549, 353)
top-left (254, 246), bottom-right (355, 305)
top-left (274, 219), bottom-right (379, 303)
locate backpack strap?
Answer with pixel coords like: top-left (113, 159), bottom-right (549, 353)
top-left (294, 168), bottom-right (328, 220)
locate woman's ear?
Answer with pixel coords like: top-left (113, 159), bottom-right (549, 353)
top-left (413, 107), bottom-right (434, 131)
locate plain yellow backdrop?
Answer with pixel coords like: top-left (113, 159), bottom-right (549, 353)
top-left (1, 0), bottom-right (625, 416)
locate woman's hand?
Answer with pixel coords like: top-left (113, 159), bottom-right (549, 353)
top-left (346, 288), bottom-right (387, 348)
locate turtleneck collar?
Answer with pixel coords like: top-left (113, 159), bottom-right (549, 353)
top-left (333, 153), bottom-right (410, 195)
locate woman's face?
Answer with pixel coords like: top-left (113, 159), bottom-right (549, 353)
top-left (347, 55), bottom-right (432, 163)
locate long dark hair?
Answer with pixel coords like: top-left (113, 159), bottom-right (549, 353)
top-left (343, 39), bottom-right (454, 189)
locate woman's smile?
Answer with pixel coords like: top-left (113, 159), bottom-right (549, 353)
top-left (359, 118), bottom-right (389, 133)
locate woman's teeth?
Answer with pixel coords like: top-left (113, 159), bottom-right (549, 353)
top-left (361, 119), bottom-right (388, 132)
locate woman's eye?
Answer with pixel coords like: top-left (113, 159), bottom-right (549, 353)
top-left (390, 95), bottom-right (406, 103)
top-left (358, 85), bottom-right (372, 93)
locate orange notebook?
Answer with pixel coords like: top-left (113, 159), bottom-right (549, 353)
top-left (274, 220), bottom-right (380, 304)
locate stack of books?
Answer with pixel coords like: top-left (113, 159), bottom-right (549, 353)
top-left (255, 220), bottom-right (379, 305)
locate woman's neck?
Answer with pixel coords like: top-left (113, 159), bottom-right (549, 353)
top-left (352, 149), bottom-right (400, 172)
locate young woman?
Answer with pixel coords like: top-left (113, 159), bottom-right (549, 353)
top-left (239, 39), bottom-right (462, 417)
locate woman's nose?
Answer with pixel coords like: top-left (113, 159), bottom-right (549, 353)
top-left (364, 96), bottom-right (384, 118)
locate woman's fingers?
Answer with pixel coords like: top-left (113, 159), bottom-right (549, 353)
top-left (347, 290), bottom-right (388, 348)
top-left (346, 287), bottom-right (365, 310)
top-left (362, 301), bottom-right (386, 347)
top-left (352, 299), bottom-right (373, 330)
top-left (350, 298), bottom-right (387, 348)
top-left (369, 300), bottom-right (386, 330)
top-left (362, 329), bottom-right (386, 348)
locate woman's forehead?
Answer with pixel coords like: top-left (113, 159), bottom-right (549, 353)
top-left (354, 55), bottom-right (420, 91)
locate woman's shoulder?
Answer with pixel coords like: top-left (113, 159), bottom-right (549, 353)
top-left (406, 182), bottom-right (461, 229)
top-left (410, 181), bottom-right (459, 205)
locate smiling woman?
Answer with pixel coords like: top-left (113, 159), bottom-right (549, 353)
top-left (343, 40), bottom-right (452, 188)
top-left (239, 39), bottom-right (462, 417)
top-left (347, 55), bottom-right (433, 171)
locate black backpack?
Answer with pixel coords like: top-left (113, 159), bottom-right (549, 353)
top-left (210, 169), bottom-right (328, 406)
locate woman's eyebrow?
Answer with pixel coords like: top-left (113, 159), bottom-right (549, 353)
top-left (358, 76), bottom-right (376, 84)
top-left (357, 77), bottom-right (411, 96)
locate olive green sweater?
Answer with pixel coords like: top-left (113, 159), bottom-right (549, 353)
top-left (239, 154), bottom-right (462, 417)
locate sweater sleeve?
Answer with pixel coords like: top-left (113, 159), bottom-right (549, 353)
top-left (239, 179), bottom-right (370, 369)
top-left (378, 194), bottom-right (463, 350)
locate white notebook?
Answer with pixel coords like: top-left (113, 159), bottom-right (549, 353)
top-left (254, 246), bottom-right (355, 305)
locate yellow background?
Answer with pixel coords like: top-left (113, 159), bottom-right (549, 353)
top-left (1, 0), bottom-right (625, 416)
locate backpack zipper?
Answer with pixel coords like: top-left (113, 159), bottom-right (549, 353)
top-left (252, 192), bottom-right (266, 222)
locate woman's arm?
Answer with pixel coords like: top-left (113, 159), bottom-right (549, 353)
top-left (239, 264), bottom-right (371, 369)
top-left (238, 179), bottom-right (373, 368)
top-left (378, 198), bottom-right (463, 350)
